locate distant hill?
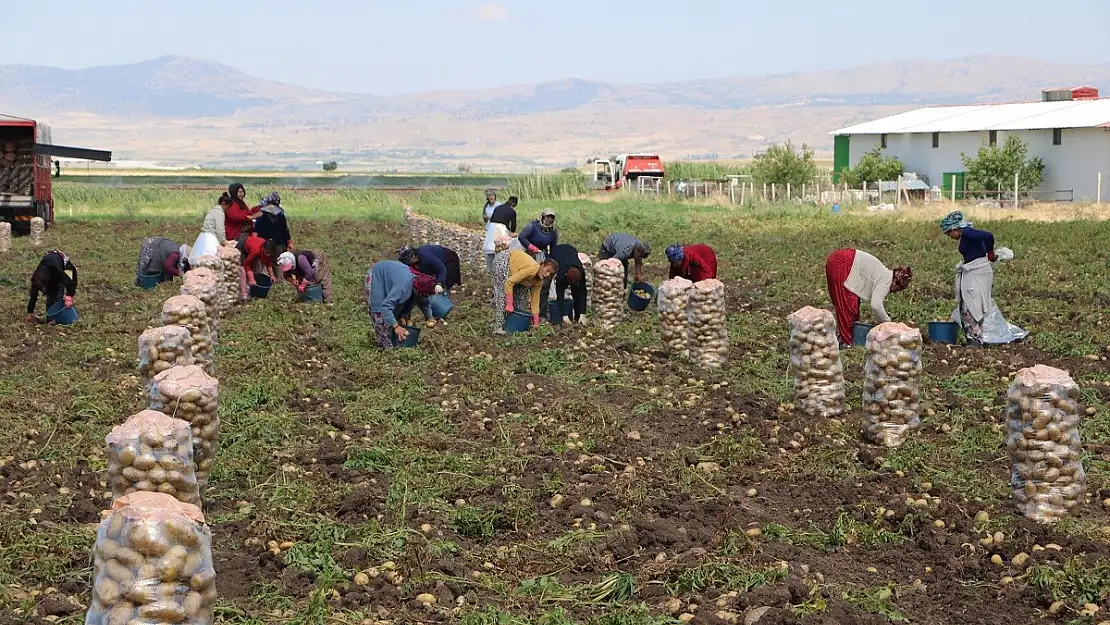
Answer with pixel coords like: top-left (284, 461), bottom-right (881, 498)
top-left (2, 55), bottom-right (1107, 169)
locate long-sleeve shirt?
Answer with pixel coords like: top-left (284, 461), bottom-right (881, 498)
top-left (842, 249), bottom-right (893, 323)
top-left (369, 260), bottom-right (419, 328)
top-left (490, 203), bottom-right (517, 232)
top-left (599, 233), bottom-right (649, 262)
top-left (292, 251), bottom-right (317, 283)
top-left (416, 245), bottom-right (449, 286)
top-left (550, 244), bottom-right (587, 320)
top-left (201, 207), bottom-right (228, 245)
top-left (669, 244), bottom-right (717, 283)
top-left (242, 236), bottom-right (272, 275)
top-left (254, 208), bottom-right (292, 247)
top-left (225, 201), bottom-right (255, 241)
top-left (28, 251), bottom-right (77, 314)
top-left (482, 202), bottom-right (497, 224)
top-left (517, 221), bottom-right (558, 254)
top-left (144, 237), bottom-right (183, 277)
top-left (959, 227), bottom-right (995, 264)
top-left (505, 250), bottom-right (544, 316)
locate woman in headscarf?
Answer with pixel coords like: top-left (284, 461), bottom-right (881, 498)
top-left (598, 233), bottom-right (651, 287)
top-left (364, 259), bottom-right (438, 348)
top-left (399, 244), bottom-right (462, 298)
top-left (824, 248), bottom-right (913, 348)
top-left (241, 233), bottom-right (276, 287)
top-left (135, 236), bottom-right (191, 287)
top-left (190, 192), bottom-right (231, 263)
top-left (482, 196), bottom-right (519, 273)
top-left (481, 189), bottom-right (498, 225)
top-left (517, 209), bottom-right (559, 261)
top-left (665, 243), bottom-right (717, 283)
top-left (548, 243), bottom-right (588, 325)
top-left (491, 246), bottom-right (558, 334)
top-left (254, 191), bottom-right (294, 269)
top-left (278, 249), bottom-right (333, 303)
top-left (940, 211), bottom-right (1026, 346)
top-left (225, 183), bottom-right (261, 244)
top-left (25, 249), bottom-right (77, 323)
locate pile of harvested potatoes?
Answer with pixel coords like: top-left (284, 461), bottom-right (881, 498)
top-left (106, 410), bottom-right (201, 506)
top-left (688, 279), bottom-right (728, 369)
top-left (861, 322), bottom-right (922, 447)
top-left (787, 306), bottom-right (845, 418)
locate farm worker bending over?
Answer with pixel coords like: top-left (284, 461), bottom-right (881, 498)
top-left (135, 236), bottom-right (191, 287)
top-left (517, 209), bottom-right (559, 260)
top-left (666, 243), bottom-right (718, 283)
top-left (254, 191), bottom-right (294, 262)
top-left (481, 189), bottom-right (498, 225)
top-left (548, 243), bottom-right (588, 325)
top-left (25, 249), bottom-right (77, 324)
top-left (225, 183), bottom-right (261, 244)
top-left (940, 211), bottom-right (1026, 346)
top-left (190, 192), bottom-right (231, 263)
top-left (399, 244), bottom-right (462, 298)
top-left (598, 233), bottom-right (651, 287)
top-left (825, 248), bottom-right (913, 348)
top-left (241, 233), bottom-right (276, 286)
top-left (483, 196), bottom-right (519, 273)
top-left (278, 250), bottom-right (334, 303)
top-left (365, 260), bottom-right (438, 348)
top-left (503, 250), bottom-right (559, 330)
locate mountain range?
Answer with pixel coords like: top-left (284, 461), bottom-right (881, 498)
top-left (2, 55), bottom-right (1107, 170)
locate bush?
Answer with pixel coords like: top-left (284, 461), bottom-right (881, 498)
top-left (961, 136), bottom-right (1045, 197)
top-left (322, 161), bottom-right (339, 172)
top-left (839, 148), bottom-right (904, 187)
top-left (750, 142), bottom-right (818, 186)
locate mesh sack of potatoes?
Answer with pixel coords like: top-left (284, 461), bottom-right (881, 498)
top-left (138, 325), bottom-right (194, 395)
top-left (161, 296), bottom-right (214, 376)
top-left (107, 410), bottom-right (200, 506)
top-left (861, 322), bottom-right (922, 447)
top-left (181, 269), bottom-right (221, 342)
top-left (657, 277), bottom-right (693, 358)
top-left (85, 492), bottom-right (216, 625)
top-left (0, 221), bottom-right (10, 253)
top-left (688, 279), bottom-right (729, 369)
top-left (787, 306), bottom-right (845, 418)
top-left (149, 365), bottom-right (220, 494)
top-left (191, 256), bottom-right (226, 316)
top-left (593, 258), bottom-right (626, 329)
top-left (578, 253), bottom-right (593, 307)
top-left (29, 216), bottom-right (44, 246)
top-left (1006, 365), bottom-right (1087, 523)
top-left (216, 244), bottom-right (245, 308)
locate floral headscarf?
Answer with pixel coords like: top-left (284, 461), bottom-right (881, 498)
top-left (397, 245), bottom-right (419, 266)
top-left (665, 244), bottom-right (684, 264)
top-left (940, 211), bottom-right (972, 233)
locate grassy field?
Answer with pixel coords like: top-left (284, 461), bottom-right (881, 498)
top-left (2, 190), bottom-right (1110, 625)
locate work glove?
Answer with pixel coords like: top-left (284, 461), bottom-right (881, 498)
top-left (527, 244), bottom-right (540, 254)
top-left (988, 251), bottom-right (997, 263)
top-left (504, 292), bottom-right (514, 313)
top-left (532, 314), bottom-right (541, 328)
top-left (297, 281), bottom-right (307, 293)
top-left (435, 284), bottom-right (444, 295)
top-left (64, 295), bottom-right (74, 309)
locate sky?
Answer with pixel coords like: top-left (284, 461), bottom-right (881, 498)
top-left (3, 0), bottom-right (1107, 95)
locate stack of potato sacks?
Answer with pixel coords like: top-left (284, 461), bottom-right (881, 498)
top-left (1006, 365), bottom-right (1086, 523)
top-left (593, 259), bottom-right (625, 329)
top-left (787, 306), bottom-right (845, 417)
top-left (161, 296), bottom-right (215, 376)
top-left (406, 207), bottom-right (486, 267)
top-left (0, 221), bottom-right (10, 253)
top-left (217, 243), bottom-right (246, 307)
top-left (861, 322), bottom-right (922, 447)
top-left (29, 216), bottom-right (44, 246)
top-left (687, 279), bottom-right (728, 369)
top-left (657, 277), bottom-right (693, 357)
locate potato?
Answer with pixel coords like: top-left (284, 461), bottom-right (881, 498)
top-left (138, 325), bottom-right (194, 395)
top-left (1006, 365), bottom-right (1087, 523)
top-left (861, 323), bottom-right (922, 447)
top-left (688, 279), bottom-right (728, 369)
top-left (593, 259), bottom-right (626, 330)
top-left (658, 277), bottom-right (693, 357)
top-left (787, 307), bottom-right (845, 418)
top-left (161, 295), bottom-right (214, 376)
top-left (149, 365), bottom-right (220, 494)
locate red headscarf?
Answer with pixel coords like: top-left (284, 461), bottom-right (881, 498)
top-left (411, 269), bottom-right (437, 295)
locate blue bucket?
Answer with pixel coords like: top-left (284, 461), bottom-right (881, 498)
top-left (548, 299), bottom-right (573, 325)
top-left (428, 294), bottom-right (454, 319)
top-left (391, 325), bottom-right (421, 348)
top-left (139, 272), bottom-right (162, 289)
top-left (851, 322), bottom-right (874, 346)
top-left (249, 273), bottom-right (272, 299)
top-left (503, 311), bottom-right (532, 334)
top-left (927, 321), bottom-right (959, 345)
top-left (628, 282), bottom-right (655, 312)
top-left (300, 284), bottom-right (324, 303)
top-left (47, 301), bottom-right (78, 325)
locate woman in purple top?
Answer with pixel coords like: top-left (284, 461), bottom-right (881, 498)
top-left (278, 249), bottom-right (333, 303)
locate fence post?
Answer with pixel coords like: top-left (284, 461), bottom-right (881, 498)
top-left (762, 183), bottom-right (767, 201)
top-left (1098, 172), bottom-right (1103, 204)
top-left (896, 175), bottom-right (902, 209)
top-left (786, 182), bottom-right (791, 199)
top-left (772, 184), bottom-right (777, 202)
top-left (1014, 172), bottom-right (1020, 209)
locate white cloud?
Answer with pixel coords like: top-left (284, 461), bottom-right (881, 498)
top-left (468, 3), bottom-right (510, 22)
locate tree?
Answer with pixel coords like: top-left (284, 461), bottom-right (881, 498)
top-left (750, 142), bottom-right (819, 186)
top-left (839, 148), bottom-right (904, 187)
top-left (322, 161), bottom-right (338, 172)
top-left (960, 136), bottom-right (1044, 197)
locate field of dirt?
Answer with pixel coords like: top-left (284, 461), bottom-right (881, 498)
top-left (1, 208), bottom-right (1109, 625)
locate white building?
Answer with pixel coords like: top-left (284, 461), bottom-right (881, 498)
top-left (829, 88), bottom-right (1110, 202)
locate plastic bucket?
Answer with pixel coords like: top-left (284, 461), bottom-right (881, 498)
top-left (503, 311), bottom-right (532, 334)
top-left (428, 294), bottom-right (454, 319)
top-left (851, 322), bottom-right (874, 346)
top-left (139, 272), bottom-right (162, 289)
top-left (391, 325), bottom-right (421, 348)
top-left (628, 282), bottom-right (655, 312)
top-left (249, 273), bottom-right (272, 299)
top-left (47, 301), bottom-right (78, 325)
top-left (299, 284), bottom-right (324, 303)
top-left (927, 321), bottom-right (960, 344)
top-left (548, 299), bottom-right (573, 325)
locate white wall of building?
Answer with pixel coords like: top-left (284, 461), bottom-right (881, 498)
top-left (844, 128), bottom-right (1110, 202)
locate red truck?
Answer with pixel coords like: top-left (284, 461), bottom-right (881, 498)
top-left (0, 114), bottom-right (111, 233)
top-left (588, 154), bottom-right (665, 191)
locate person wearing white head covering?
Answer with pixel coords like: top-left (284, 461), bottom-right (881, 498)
top-left (278, 249), bottom-right (333, 303)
